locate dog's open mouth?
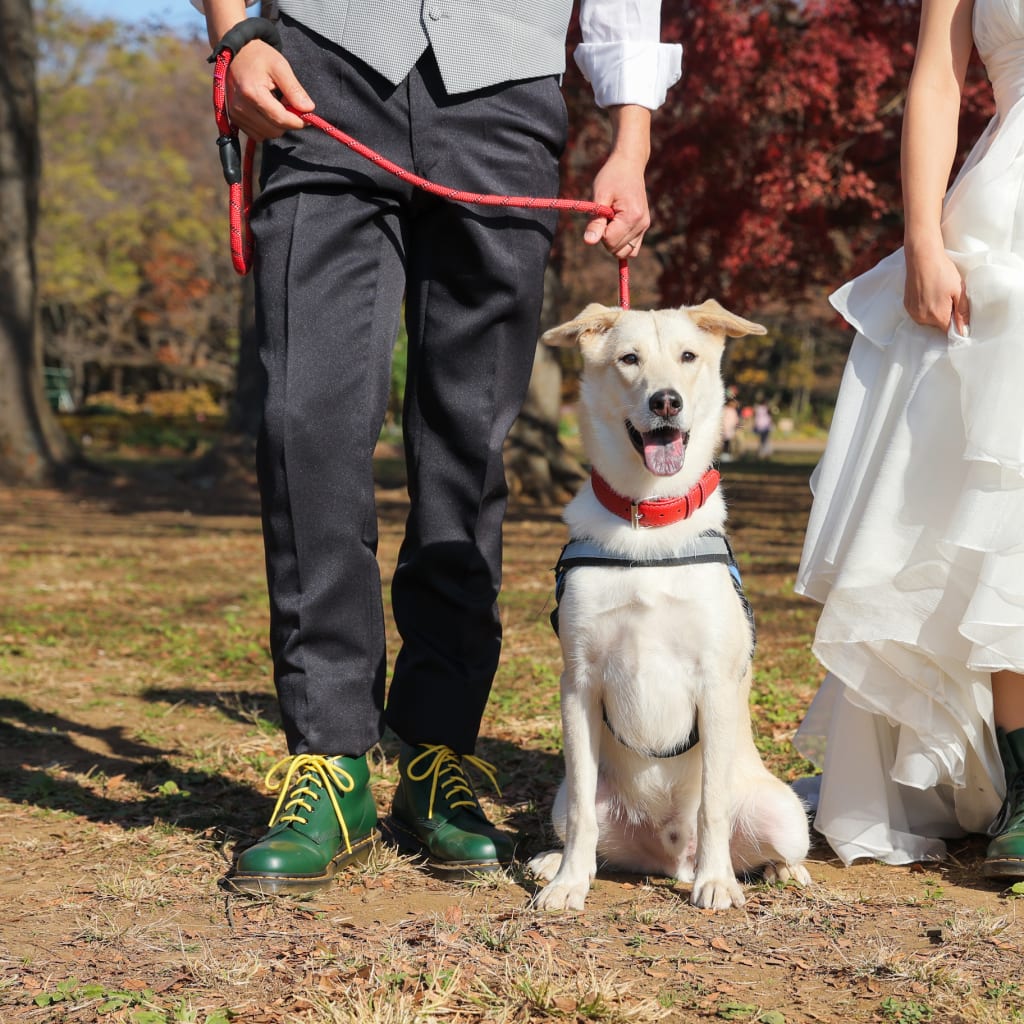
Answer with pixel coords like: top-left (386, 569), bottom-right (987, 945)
top-left (626, 421), bottom-right (688, 477)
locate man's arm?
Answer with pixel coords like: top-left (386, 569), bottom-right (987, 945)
top-left (575, 0), bottom-right (682, 256)
top-left (200, 0), bottom-right (314, 141)
top-left (584, 105), bottom-right (652, 259)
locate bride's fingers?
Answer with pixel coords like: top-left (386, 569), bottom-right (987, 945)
top-left (953, 287), bottom-right (970, 334)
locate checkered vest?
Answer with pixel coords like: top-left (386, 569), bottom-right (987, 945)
top-left (276, 0), bottom-right (573, 93)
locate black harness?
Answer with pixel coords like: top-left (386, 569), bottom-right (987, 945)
top-left (550, 530), bottom-right (755, 759)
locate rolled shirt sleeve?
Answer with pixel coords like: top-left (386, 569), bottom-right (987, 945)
top-left (575, 0), bottom-right (683, 109)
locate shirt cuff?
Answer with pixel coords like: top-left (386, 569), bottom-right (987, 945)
top-left (574, 41), bottom-right (683, 110)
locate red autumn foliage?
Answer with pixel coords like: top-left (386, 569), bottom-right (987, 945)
top-left (558, 0), bottom-right (994, 312)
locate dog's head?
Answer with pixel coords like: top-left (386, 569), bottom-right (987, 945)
top-left (542, 301), bottom-right (766, 495)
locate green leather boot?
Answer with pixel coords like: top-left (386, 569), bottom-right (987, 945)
top-left (225, 753), bottom-right (378, 895)
top-left (983, 727), bottom-right (1024, 879)
top-left (383, 743), bottom-right (516, 878)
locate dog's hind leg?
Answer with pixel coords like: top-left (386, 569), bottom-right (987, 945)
top-left (730, 778), bottom-right (812, 885)
top-left (531, 776), bottom-right (684, 881)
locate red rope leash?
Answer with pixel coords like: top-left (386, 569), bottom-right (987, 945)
top-left (212, 36), bottom-right (631, 309)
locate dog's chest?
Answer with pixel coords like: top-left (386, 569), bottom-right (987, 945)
top-left (562, 563), bottom-right (749, 680)
top-left (563, 560), bottom-right (752, 803)
top-left (561, 561), bottom-right (753, 745)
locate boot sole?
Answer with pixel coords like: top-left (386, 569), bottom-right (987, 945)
top-left (982, 855), bottom-right (1024, 880)
top-left (222, 830), bottom-right (379, 896)
top-left (379, 815), bottom-right (508, 881)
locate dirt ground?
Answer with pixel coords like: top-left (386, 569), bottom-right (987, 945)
top-left (0, 447), bottom-right (1022, 1024)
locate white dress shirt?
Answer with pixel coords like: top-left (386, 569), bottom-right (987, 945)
top-left (192, 0), bottom-right (682, 108)
top-left (576, 0), bottom-right (681, 109)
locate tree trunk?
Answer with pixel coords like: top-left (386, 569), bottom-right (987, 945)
top-left (505, 265), bottom-right (587, 505)
top-left (0, 0), bottom-right (67, 484)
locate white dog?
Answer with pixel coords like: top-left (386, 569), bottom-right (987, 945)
top-left (529, 301), bottom-right (811, 911)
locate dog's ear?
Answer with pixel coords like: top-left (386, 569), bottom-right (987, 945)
top-left (687, 299), bottom-right (767, 339)
top-left (540, 303), bottom-right (623, 348)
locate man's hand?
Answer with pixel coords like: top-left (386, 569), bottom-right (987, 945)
top-left (225, 40), bottom-right (315, 141)
top-left (583, 104), bottom-right (652, 258)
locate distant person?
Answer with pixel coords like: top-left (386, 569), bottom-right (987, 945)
top-left (193, 0), bottom-right (681, 894)
top-left (794, 0), bottom-right (1024, 879)
top-left (752, 400), bottom-right (773, 459)
top-left (720, 394), bottom-right (740, 461)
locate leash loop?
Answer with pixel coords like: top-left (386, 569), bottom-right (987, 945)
top-left (208, 15), bottom-right (282, 63)
top-left (211, 23), bottom-right (632, 307)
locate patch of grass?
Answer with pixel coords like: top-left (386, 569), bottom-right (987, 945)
top-left (5, 450), bottom-right (1024, 1024)
top-left (879, 996), bottom-right (932, 1023)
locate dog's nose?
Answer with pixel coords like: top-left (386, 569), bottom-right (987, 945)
top-left (649, 389), bottom-right (683, 419)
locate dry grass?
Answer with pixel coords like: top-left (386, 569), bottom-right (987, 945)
top-left (0, 450), bottom-right (1023, 1023)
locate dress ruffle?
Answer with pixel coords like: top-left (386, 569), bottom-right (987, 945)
top-left (793, 257), bottom-right (1017, 861)
top-left (794, 26), bottom-right (1024, 861)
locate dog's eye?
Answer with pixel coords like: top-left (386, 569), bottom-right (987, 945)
top-left (681, 351), bottom-right (697, 363)
top-left (618, 353), bottom-right (640, 366)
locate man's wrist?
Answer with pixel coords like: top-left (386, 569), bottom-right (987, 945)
top-left (607, 105), bottom-right (652, 166)
top-left (204, 1), bottom-right (251, 48)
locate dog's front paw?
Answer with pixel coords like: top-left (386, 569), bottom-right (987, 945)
top-left (527, 850), bottom-right (564, 882)
top-left (690, 875), bottom-right (746, 910)
top-left (532, 879), bottom-right (591, 912)
top-left (763, 862), bottom-right (812, 887)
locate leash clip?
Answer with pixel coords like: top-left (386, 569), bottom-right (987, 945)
top-left (216, 134), bottom-right (242, 185)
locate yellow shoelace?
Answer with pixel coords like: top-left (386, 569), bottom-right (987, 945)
top-left (264, 754), bottom-right (357, 854)
top-left (403, 744), bottom-right (501, 819)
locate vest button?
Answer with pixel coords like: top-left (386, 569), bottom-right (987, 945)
top-left (428, 5), bottom-right (441, 19)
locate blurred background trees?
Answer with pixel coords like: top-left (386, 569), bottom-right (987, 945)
top-left (35, 0), bottom-right (234, 406)
top-left (0, 0), bottom-right (996, 490)
top-left (553, 0), bottom-right (993, 427)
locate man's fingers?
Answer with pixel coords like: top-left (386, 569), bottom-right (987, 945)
top-left (228, 93), bottom-right (306, 139)
top-left (584, 218), bottom-right (608, 245)
top-left (612, 237), bottom-right (643, 259)
top-left (271, 57), bottom-right (315, 115)
top-left (584, 218), bottom-right (647, 257)
top-left (228, 43), bottom-right (313, 139)
top-left (596, 200), bottom-right (650, 253)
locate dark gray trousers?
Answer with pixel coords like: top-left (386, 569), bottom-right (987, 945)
top-left (251, 15), bottom-right (565, 756)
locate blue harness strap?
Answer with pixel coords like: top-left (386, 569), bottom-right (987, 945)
top-left (602, 705), bottom-right (701, 759)
top-left (551, 531), bottom-right (755, 648)
top-left (549, 530), bottom-right (756, 760)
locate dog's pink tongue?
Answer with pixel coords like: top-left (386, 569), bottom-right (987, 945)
top-left (643, 430), bottom-right (685, 476)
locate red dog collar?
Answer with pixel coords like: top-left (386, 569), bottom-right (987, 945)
top-left (591, 467), bottom-right (721, 529)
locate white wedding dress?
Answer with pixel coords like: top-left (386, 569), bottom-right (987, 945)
top-left (794, 0), bottom-right (1024, 865)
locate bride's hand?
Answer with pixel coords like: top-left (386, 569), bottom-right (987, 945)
top-left (903, 245), bottom-right (969, 334)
